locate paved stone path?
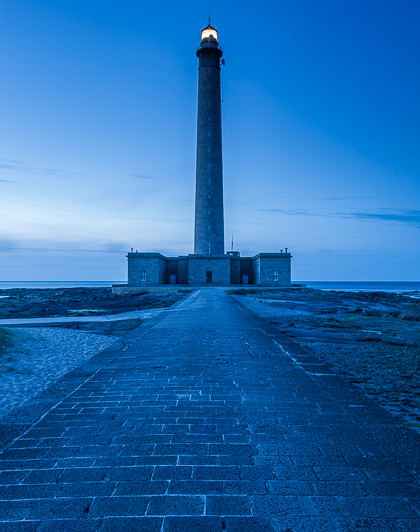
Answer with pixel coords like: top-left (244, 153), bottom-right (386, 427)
top-left (1, 289), bottom-right (420, 531)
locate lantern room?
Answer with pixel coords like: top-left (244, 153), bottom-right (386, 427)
top-left (201, 24), bottom-right (218, 44)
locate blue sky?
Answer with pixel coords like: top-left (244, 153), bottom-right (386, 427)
top-left (0, 0), bottom-right (419, 281)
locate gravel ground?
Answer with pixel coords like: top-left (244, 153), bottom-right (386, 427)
top-left (234, 291), bottom-right (420, 432)
top-left (0, 327), bottom-right (116, 419)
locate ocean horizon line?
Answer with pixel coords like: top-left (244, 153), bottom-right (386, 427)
top-left (0, 280), bottom-right (419, 293)
top-left (0, 280), bottom-right (419, 283)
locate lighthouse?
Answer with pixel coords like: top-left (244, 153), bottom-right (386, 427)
top-left (194, 23), bottom-right (224, 255)
top-left (123, 22), bottom-right (292, 289)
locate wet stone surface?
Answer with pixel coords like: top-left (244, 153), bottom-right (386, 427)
top-left (232, 289), bottom-right (420, 430)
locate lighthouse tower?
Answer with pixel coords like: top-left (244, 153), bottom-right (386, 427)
top-left (123, 22), bottom-right (292, 289)
top-left (194, 23), bottom-right (224, 255)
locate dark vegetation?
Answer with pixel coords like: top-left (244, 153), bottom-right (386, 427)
top-left (230, 287), bottom-right (420, 321)
top-left (0, 327), bottom-right (14, 355)
top-left (0, 327), bottom-right (29, 376)
top-left (0, 288), bottom-right (187, 319)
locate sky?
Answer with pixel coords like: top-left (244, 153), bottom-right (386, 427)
top-left (0, 0), bottom-right (419, 281)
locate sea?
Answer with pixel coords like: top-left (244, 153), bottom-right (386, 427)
top-left (0, 280), bottom-right (419, 293)
top-left (0, 281), bottom-right (123, 290)
top-left (298, 281), bottom-right (420, 293)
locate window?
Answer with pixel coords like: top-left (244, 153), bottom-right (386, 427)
top-left (273, 270), bottom-right (278, 282)
top-left (140, 270), bottom-right (146, 282)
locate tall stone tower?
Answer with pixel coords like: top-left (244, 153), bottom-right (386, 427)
top-left (124, 22), bottom-right (292, 289)
top-left (194, 23), bottom-right (224, 255)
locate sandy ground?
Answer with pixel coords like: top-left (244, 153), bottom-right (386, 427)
top-left (0, 327), bottom-right (117, 419)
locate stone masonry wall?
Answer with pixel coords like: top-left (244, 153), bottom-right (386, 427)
top-left (252, 259), bottom-right (261, 286)
top-left (127, 253), bottom-right (291, 287)
top-left (230, 258), bottom-right (241, 284)
top-left (252, 254), bottom-right (292, 286)
top-left (127, 253), bottom-right (166, 287)
top-left (178, 259), bottom-right (189, 285)
top-left (194, 42), bottom-right (224, 255)
top-left (188, 256), bottom-right (230, 285)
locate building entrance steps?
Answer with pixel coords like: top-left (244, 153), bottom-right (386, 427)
top-left (1, 289), bottom-right (420, 530)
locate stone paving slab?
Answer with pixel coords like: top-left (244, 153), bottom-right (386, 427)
top-left (0, 289), bottom-right (420, 531)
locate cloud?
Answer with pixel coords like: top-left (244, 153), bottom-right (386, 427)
top-left (0, 237), bottom-right (128, 254)
top-left (258, 207), bottom-right (420, 228)
top-left (341, 209), bottom-right (420, 226)
top-left (0, 157), bottom-right (88, 181)
top-left (129, 173), bottom-right (157, 179)
top-left (317, 196), bottom-right (372, 201)
top-left (3, 198), bottom-right (95, 216)
top-left (82, 242), bottom-right (128, 254)
top-left (258, 209), bottom-right (314, 216)
top-left (0, 179), bottom-right (15, 183)
top-left (0, 238), bottom-right (17, 251)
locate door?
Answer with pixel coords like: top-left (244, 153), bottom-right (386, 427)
top-left (242, 273), bottom-right (248, 285)
top-left (206, 271), bottom-right (212, 283)
top-left (170, 274), bottom-right (176, 284)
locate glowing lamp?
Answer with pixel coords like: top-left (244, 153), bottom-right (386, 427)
top-left (201, 25), bottom-right (218, 43)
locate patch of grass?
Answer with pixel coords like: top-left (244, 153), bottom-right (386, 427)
top-left (405, 422), bottom-right (420, 428)
top-left (0, 327), bottom-right (14, 355)
top-left (0, 327), bottom-right (19, 375)
top-left (228, 288), bottom-right (295, 296)
top-left (0, 327), bottom-right (33, 376)
top-left (227, 289), bottom-right (262, 295)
